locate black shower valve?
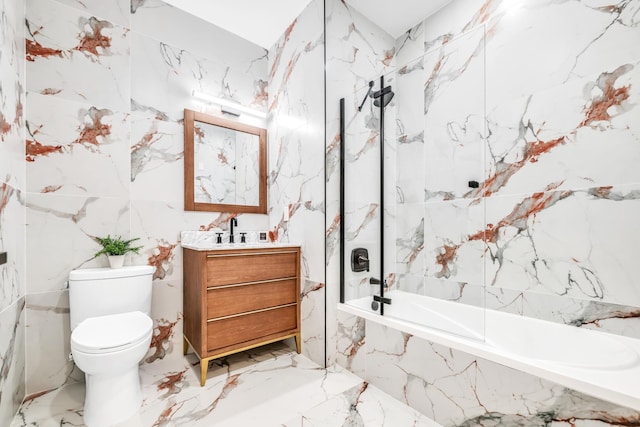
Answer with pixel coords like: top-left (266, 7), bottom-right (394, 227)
top-left (468, 180), bottom-right (480, 189)
top-left (351, 248), bottom-right (370, 272)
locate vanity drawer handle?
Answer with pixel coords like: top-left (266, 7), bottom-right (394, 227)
top-left (207, 277), bottom-right (298, 290)
top-left (207, 302), bottom-right (297, 322)
top-left (206, 250), bottom-right (298, 258)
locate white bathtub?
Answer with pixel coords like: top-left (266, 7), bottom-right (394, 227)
top-left (339, 290), bottom-right (640, 410)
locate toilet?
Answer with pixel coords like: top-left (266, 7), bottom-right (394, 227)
top-left (69, 265), bottom-right (154, 427)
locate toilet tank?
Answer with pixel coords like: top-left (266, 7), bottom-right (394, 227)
top-left (69, 265), bottom-right (154, 330)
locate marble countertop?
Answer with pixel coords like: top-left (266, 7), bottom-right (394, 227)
top-left (182, 242), bottom-right (300, 251)
top-left (180, 230), bottom-right (300, 251)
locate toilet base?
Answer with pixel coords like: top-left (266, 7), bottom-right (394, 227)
top-left (82, 367), bottom-right (143, 427)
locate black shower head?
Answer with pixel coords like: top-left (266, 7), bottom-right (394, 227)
top-left (372, 85), bottom-right (394, 108)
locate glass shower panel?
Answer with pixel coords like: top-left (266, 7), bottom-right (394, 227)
top-left (389, 25), bottom-right (487, 341)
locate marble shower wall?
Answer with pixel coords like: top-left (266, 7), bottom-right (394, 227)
top-left (324, 0), bottom-right (397, 365)
top-left (24, 0), bottom-right (270, 395)
top-left (0, 0), bottom-right (26, 423)
top-left (267, 0), bottom-right (326, 365)
top-left (391, 0), bottom-right (640, 338)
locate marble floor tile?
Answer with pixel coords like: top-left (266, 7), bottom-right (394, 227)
top-left (11, 342), bottom-right (440, 427)
top-left (282, 382), bottom-right (441, 427)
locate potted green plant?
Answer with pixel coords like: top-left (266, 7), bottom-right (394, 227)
top-left (94, 235), bottom-right (142, 268)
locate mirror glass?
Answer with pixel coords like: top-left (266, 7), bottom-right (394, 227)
top-left (184, 109), bottom-right (267, 213)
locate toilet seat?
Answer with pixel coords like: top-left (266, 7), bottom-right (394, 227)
top-left (71, 311), bottom-right (153, 354)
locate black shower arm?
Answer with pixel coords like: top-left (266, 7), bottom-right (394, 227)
top-left (357, 80), bottom-right (375, 111)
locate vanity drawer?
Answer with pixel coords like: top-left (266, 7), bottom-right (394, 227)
top-left (206, 278), bottom-right (297, 319)
top-left (205, 250), bottom-right (298, 287)
top-left (206, 304), bottom-right (297, 351)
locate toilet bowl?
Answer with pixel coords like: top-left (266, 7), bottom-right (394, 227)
top-left (71, 311), bottom-right (153, 427)
top-left (69, 265), bottom-right (154, 427)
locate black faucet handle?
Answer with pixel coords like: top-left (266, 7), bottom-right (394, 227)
top-left (216, 232), bottom-right (222, 244)
top-left (240, 232), bottom-right (247, 243)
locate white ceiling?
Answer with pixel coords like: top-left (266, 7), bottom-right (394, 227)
top-left (346, 0), bottom-right (453, 38)
top-left (163, 0), bottom-right (453, 49)
top-left (163, 0), bottom-right (313, 49)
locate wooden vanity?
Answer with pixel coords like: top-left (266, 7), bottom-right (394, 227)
top-left (182, 245), bottom-right (301, 385)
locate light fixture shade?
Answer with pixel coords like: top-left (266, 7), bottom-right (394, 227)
top-left (192, 90), bottom-right (267, 119)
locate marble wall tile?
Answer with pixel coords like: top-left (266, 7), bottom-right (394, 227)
top-left (129, 199), bottom-right (186, 283)
top-left (422, 26), bottom-right (485, 200)
top-left (484, 183), bottom-right (640, 307)
top-left (266, 121), bottom-right (325, 282)
top-left (25, 93), bottom-right (130, 197)
top-left (54, 0), bottom-right (129, 28)
top-left (396, 274), bottom-right (424, 295)
top-left (484, 1), bottom-right (640, 110)
top-left (395, 21), bottom-right (425, 69)
top-left (0, 298), bottom-right (25, 427)
top-left (130, 32), bottom-right (265, 122)
top-left (25, 291), bottom-right (82, 395)
top-left (0, 184), bottom-right (25, 313)
top-left (335, 311), bottom-right (366, 380)
top-left (395, 203), bottom-right (424, 276)
top-left (0, 0), bottom-right (26, 422)
top-left (268, 0), bottom-right (325, 365)
top-left (423, 278), bottom-right (484, 308)
top-left (300, 278), bottom-right (326, 364)
top-left (324, 0), bottom-right (396, 91)
top-left (485, 286), bottom-right (640, 339)
top-left (25, 0), bottom-right (130, 111)
top-left (26, 194), bottom-right (130, 294)
top-left (145, 280), bottom-right (183, 364)
top-left (484, 64), bottom-right (640, 198)
top-left (423, 198), bottom-right (484, 287)
top-left (395, 121), bottom-right (424, 206)
top-left (0, 0), bottom-right (25, 190)
top-left (131, 0), bottom-right (267, 77)
top-left (130, 107), bottom-right (184, 203)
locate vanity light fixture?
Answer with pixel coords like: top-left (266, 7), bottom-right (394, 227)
top-left (192, 90), bottom-right (267, 120)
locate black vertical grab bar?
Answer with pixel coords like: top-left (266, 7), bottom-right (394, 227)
top-left (378, 75), bottom-right (385, 315)
top-left (339, 98), bottom-right (345, 304)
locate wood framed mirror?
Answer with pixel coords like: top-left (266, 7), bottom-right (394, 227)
top-left (184, 109), bottom-right (267, 213)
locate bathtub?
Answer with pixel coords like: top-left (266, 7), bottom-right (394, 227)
top-left (339, 290), bottom-right (640, 410)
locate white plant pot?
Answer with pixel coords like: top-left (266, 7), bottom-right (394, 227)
top-left (107, 255), bottom-right (125, 269)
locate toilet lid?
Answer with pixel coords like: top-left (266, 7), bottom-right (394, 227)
top-left (71, 311), bottom-right (153, 354)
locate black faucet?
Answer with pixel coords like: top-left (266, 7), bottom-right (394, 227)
top-left (229, 217), bottom-right (238, 243)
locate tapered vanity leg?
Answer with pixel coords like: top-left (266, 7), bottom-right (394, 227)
top-left (200, 359), bottom-right (208, 387)
top-left (183, 337), bottom-right (188, 355)
top-left (294, 333), bottom-right (301, 354)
